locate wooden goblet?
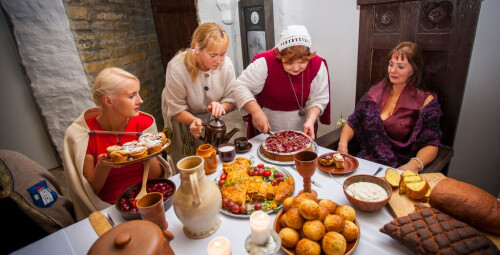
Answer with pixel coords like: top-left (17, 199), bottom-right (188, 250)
top-left (294, 151), bottom-right (318, 195)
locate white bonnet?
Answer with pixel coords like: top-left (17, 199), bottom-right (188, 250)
top-left (275, 25), bottom-right (312, 51)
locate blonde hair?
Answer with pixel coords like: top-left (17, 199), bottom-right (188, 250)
top-left (183, 22), bottom-right (229, 81)
top-left (91, 67), bottom-right (139, 107)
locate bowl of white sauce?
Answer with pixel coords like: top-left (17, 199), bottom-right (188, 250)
top-left (343, 174), bottom-right (392, 212)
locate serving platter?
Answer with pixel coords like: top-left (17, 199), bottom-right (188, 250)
top-left (102, 139), bottom-right (171, 166)
top-left (257, 141), bottom-right (318, 166)
top-left (273, 200), bottom-right (360, 255)
top-left (317, 152), bottom-right (359, 175)
top-left (216, 165), bottom-right (295, 218)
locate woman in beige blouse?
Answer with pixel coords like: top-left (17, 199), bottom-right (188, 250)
top-left (161, 22), bottom-right (236, 164)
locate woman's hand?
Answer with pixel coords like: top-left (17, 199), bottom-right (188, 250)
top-left (337, 144), bottom-right (348, 155)
top-left (189, 118), bottom-right (204, 138)
top-left (96, 154), bottom-right (125, 169)
top-left (398, 161), bottom-right (421, 174)
top-left (303, 119), bottom-right (316, 140)
top-left (207, 101), bottom-right (226, 117)
top-left (252, 110), bottom-right (271, 134)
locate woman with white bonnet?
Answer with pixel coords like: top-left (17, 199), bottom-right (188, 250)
top-left (233, 25), bottom-right (331, 139)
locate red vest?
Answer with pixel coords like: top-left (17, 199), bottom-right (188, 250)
top-left (254, 49), bottom-right (331, 125)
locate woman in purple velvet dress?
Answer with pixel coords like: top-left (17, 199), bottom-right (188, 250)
top-left (338, 42), bottom-right (442, 173)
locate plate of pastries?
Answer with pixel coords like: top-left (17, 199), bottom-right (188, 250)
top-left (317, 152), bottom-right (359, 175)
top-left (217, 157), bottom-right (295, 218)
top-left (103, 132), bottom-right (170, 165)
top-left (274, 192), bottom-right (360, 255)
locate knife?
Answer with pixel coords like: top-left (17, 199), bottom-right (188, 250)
top-left (373, 166), bottom-right (384, 176)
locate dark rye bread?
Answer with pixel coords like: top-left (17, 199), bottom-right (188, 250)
top-left (429, 177), bottom-right (500, 235)
top-left (380, 204), bottom-right (498, 255)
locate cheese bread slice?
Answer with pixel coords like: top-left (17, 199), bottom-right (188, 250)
top-left (406, 180), bottom-right (430, 200)
top-left (385, 168), bottom-right (401, 188)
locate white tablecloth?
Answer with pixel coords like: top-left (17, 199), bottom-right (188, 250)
top-left (12, 134), bottom-right (411, 255)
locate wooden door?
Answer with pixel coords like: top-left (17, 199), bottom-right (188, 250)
top-left (356, 0), bottom-right (481, 147)
top-left (150, 0), bottom-right (199, 68)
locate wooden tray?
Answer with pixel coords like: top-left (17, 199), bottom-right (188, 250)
top-left (387, 172), bottom-right (500, 249)
top-left (102, 139), bottom-right (170, 166)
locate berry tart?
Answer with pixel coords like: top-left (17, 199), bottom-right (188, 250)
top-left (261, 130), bottom-right (313, 162)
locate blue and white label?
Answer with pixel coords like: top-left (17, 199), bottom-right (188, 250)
top-left (27, 180), bottom-right (58, 208)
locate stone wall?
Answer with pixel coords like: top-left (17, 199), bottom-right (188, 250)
top-left (63, 0), bottom-right (166, 128)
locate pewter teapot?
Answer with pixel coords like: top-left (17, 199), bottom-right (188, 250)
top-left (199, 116), bottom-right (239, 149)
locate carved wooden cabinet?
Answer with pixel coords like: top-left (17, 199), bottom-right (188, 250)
top-left (356, 0), bottom-right (481, 147)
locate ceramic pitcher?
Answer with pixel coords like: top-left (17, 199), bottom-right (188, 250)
top-left (173, 156), bottom-right (221, 239)
top-left (196, 144), bottom-right (218, 175)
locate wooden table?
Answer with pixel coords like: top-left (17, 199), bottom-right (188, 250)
top-left (13, 134), bottom-right (413, 255)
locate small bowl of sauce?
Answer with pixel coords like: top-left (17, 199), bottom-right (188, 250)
top-left (343, 174), bottom-right (392, 212)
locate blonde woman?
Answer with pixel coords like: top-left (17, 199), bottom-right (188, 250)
top-left (63, 67), bottom-right (173, 220)
top-left (161, 22), bottom-right (236, 164)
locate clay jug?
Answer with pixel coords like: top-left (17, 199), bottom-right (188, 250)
top-left (195, 144), bottom-right (218, 175)
top-left (173, 156), bottom-right (222, 239)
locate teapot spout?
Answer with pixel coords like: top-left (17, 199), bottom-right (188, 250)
top-left (223, 128), bottom-right (240, 143)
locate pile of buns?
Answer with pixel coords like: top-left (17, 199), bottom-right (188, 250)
top-left (385, 169), bottom-right (430, 201)
top-left (106, 132), bottom-right (167, 162)
top-left (277, 193), bottom-right (359, 255)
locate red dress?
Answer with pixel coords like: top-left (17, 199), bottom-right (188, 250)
top-left (85, 115), bottom-right (153, 204)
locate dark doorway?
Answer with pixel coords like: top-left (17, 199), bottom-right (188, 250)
top-left (150, 0), bottom-right (199, 68)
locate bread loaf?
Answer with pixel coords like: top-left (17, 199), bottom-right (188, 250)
top-left (380, 204), bottom-right (498, 254)
top-left (429, 177), bottom-right (500, 235)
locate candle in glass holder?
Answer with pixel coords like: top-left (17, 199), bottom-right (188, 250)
top-left (207, 236), bottom-right (231, 255)
top-left (250, 211), bottom-right (271, 245)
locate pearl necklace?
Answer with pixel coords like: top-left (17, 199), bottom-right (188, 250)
top-left (287, 73), bottom-right (306, 117)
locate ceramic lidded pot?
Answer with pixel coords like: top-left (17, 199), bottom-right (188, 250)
top-left (173, 156), bottom-right (222, 239)
top-left (87, 220), bottom-right (174, 255)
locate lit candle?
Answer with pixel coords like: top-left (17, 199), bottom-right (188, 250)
top-left (207, 236), bottom-right (231, 255)
top-left (250, 211), bottom-right (271, 245)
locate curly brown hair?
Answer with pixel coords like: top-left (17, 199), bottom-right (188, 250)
top-left (275, 45), bottom-right (316, 64)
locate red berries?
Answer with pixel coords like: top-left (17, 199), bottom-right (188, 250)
top-left (118, 181), bottom-right (174, 213)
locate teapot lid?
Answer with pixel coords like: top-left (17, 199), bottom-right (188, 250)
top-left (207, 116), bottom-right (224, 128)
top-left (88, 220), bottom-right (163, 255)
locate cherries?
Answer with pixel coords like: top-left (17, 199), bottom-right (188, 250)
top-left (118, 181), bottom-right (175, 213)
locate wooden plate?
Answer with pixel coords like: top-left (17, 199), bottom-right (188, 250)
top-left (317, 153), bottom-right (359, 175)
top-left (102, 139), bottom-right (171, 166)
top-left (273, 201), bottom-right (360, 255)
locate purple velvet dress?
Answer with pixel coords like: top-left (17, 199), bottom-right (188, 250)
top-left (347, 80), bottom-right (442, 167)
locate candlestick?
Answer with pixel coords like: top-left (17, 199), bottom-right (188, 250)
top-left (207, 236), bottom-right (231, 255)
top-left (250, 211), bottom-right (271, 245)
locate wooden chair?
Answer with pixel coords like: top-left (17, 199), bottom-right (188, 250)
top-left (316, 0), bottom-right (481, 174)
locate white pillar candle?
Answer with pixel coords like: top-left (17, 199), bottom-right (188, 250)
top-left (250, 211), bottom-right (271, 245)
top-left (207, 236), bottom-right (231, 255)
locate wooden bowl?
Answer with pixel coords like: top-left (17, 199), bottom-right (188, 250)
top-left (343, 174), bottom-right (392, 212)
top-left (273, 201), bottom-right (360, 255)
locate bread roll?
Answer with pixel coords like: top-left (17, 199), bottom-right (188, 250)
top-left (429, 177), bottom-right (500, 235)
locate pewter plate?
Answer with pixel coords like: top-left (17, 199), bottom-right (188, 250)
top-left (257, 141), bottom-right (319, 166)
